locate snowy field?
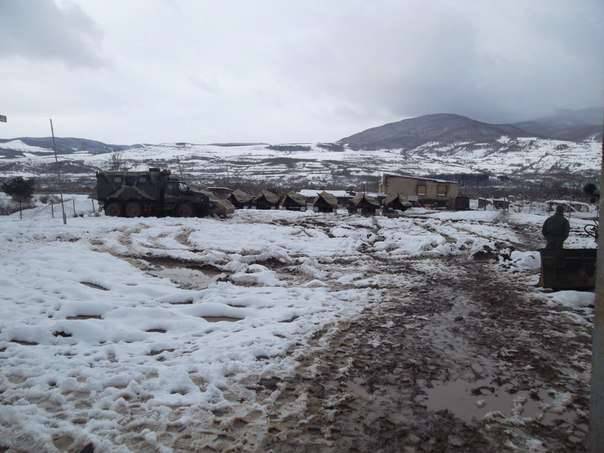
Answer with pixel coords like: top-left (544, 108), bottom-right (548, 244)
top-left (1, 137), bottom-right (601, 183)
top-left (0, 203), bottom-right (597, 451)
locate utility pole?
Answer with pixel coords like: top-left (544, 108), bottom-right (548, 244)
top-left (49, 119), bottom-right (67, 225)
top-left (591, 118), bottom-right (604, 453)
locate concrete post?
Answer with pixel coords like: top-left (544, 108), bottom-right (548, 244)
top-left (591, 124), bottom-right (604, 453)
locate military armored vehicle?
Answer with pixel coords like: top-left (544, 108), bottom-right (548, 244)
top-left (96, 168), bottom-right (234, 217)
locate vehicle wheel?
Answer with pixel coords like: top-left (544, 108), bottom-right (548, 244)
top-left (176, 203), bottom-right (195, 217)
top-left (104, 202), bottom-right (123, 217)
top-left (125, 201), bottom-right (143, 218)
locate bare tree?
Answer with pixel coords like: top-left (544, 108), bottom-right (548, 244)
top-left (110, 151), bottom-right (124, 171)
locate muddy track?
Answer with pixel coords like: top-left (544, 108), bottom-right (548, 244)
top-left (258, 257), bottom-right (591, 452)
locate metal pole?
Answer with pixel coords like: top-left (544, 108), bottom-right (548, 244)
top-left (591, 118), bottom-right (604, 453)
top-left (49, 119), bottom-right (67, 225)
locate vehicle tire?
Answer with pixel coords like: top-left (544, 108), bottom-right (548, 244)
top-left (125, 201), bottom-right (143, 218)
top-left (104, 202), bottom-right (123, 217)
top-left (176, 203), bottom-right (195, 217)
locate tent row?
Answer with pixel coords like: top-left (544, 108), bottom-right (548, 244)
top-left (227, 189), bottom-right (417, 215)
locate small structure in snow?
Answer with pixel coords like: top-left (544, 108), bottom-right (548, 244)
top-left (229, 189), bottom-right (253, 209)
top-left (478, 197), bottom-right (509, 210)
top-left (207, 187), bottom-right (232, 200)
top-left (380, 173), bottom-right (459, 208)
top-left (253, 190), bottom-right (280, 210)
top-left (383, 193), bottom-right (412, 214)
top-left (299, 189), bottom-right (355, 205)
top-left (281, 192), bottom-right (307, 211)
top-left (454, 196), bottom-right (470, 211)
top-left (545, 200), bottom-right (591, 213)
top-left (313, 191), bottom-right (338, 213)
top-left (350, 193), bottom-right (380, 216)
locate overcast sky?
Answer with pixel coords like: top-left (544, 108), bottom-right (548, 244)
top-left (0, 0), bottom-right (602, 144)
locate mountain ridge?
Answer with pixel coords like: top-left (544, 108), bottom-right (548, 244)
top-left (1, 108), bottom-right (601, 156)
top-left (339, 109), bottom-right (602, 150)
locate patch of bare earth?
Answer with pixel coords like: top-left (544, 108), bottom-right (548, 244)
top-left (258, 257), bottom-right (590, 452)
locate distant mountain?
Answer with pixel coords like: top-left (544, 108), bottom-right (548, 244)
top-left (0, 137), bottom-right (132, 156)
top-left (513, 108), bottom-right (603, 141)
top-left (338, 114), bottom-right (532, 150)
top-left (339, 109), bottom-right (603, 150)
top-left (1, 108), bottom-right (601, 159)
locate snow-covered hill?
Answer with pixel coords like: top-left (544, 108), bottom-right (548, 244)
top-left (1, 109), bottom-right (601, 185)
top-left (0, 136), bottom-right (600, 186)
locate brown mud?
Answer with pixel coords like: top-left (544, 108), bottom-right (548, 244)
top-left (256, 257), bottom-right (591, 453)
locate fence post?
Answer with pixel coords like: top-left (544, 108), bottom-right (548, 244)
top-left (72, 199), bottom-right (77, 217)
top-left (90, 199), bottom-right (95, 214)
top-left (51, 201), bottom-right (54, 218)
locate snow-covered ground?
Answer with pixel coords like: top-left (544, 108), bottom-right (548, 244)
top-left (0, 205), bottom-right (596, 451)
top-left (1, 136), bottom-right (601, 183)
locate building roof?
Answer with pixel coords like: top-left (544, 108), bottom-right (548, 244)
top-left (282, 192), bottom-right (307, 206)
top-left (316, 191), bottom-right (338, 207)
top-left (352, 193), bottom-right (380, 207)
top-left (254, 190), bottom-right (280, 204)
top-left (299, 189), bottom-right (354, 199)
top-left (382, 173), bottom-right (458, 185)
top-left (229, 189), bottom-right (252, 203)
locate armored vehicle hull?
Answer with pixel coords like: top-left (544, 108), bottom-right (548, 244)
top-left (96, 168), bottom-right (233, 218)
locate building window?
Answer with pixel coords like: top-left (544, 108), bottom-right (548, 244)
top-left (437, 184), bottom-right (448, 197)
top-left (416, 184), bottom-right (427, 196)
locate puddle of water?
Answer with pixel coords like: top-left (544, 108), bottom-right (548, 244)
top-left (347, 380), bottom-right (372, 401)
top-left (424, 378), bottom-right (552, 422)
top-left (148, 347), bottom-right (175, 356)
top-left (10, 339), bottom-right (38, 346)
top-left (168, 298), bottom-right (194, 305)
top-left (66, 314), bottom-right (102, 320)
top-left (80, 281), bottom-right (109, 291)
top-left (202, 316), bottom-right (242, 323)
top-left (280, 315), bottom-right (299, 323)
top-left (52, 330), bottom-right (72, 338)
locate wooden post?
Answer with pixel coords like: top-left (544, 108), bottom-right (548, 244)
top-left (72, 198), bottom-right (77, 217)
top-left (51, 201), bottom-right (54, 218)
top-left (19, 201), bottom-right (22, 220)
top-left (91, 199), bottom-right (95, 214)
top-left (50, 119), bottom-right (67, 225)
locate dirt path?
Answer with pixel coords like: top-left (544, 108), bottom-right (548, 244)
top-left (85, 213), bottom-right (591, 452)
top-left (258, 256), bottom-right (591, 452)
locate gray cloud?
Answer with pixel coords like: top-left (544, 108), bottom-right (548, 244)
top-left (275, 0), bottom-right (604, 126)
top-left (0, 0), bottom-right (601, 143)
top-left (0, 0), bottom-right (104, 67)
